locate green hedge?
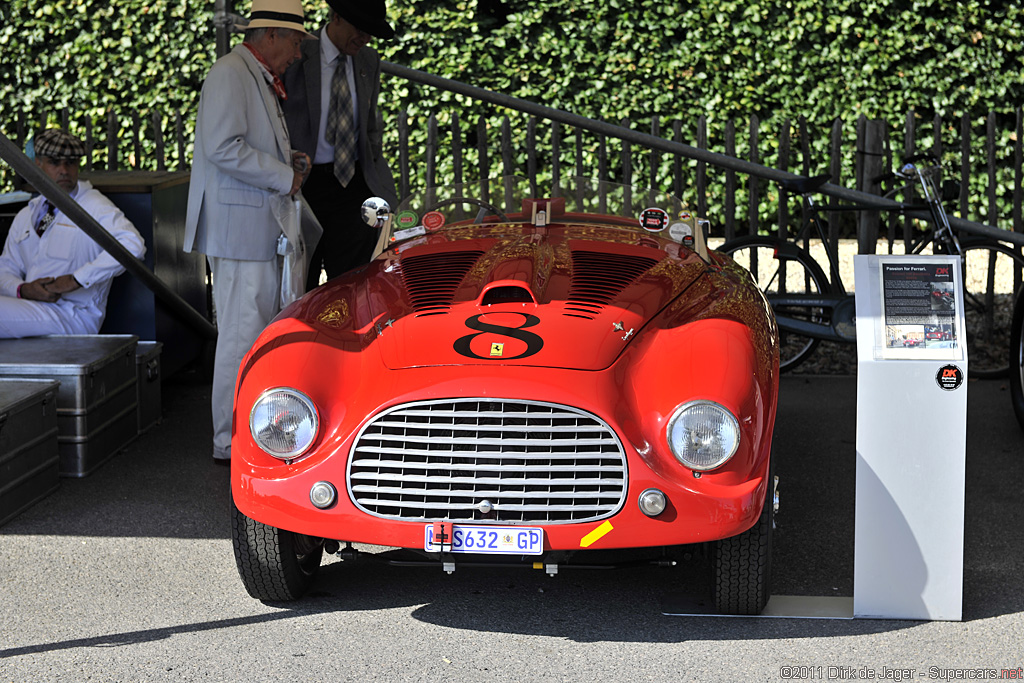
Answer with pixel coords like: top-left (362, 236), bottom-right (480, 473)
top-left (2, 0), bottom-right (1022, 225)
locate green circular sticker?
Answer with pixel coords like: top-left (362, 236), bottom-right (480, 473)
top-left (396, 210), bottom-right (419, 228)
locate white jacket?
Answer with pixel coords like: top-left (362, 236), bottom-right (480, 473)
top-left (184, 44), bottom-right (296, 261)
top-left (0, 180), bottom-right (146, 334)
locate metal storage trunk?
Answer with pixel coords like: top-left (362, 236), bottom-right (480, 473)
top-left (0, 335), bottom-right (138, 478)
top-left (0, 379), bottom-right (60, 526)
top-left (135, 341), bottom-right (163, 434)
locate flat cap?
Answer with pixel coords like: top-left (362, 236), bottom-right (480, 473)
top-left (35, 128), bottom-right (86, 160)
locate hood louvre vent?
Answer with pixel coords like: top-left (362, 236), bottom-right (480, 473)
top-left (565, 250), bottom-right (660, 318)
top-left (400, 250), bottom-right (485, 314)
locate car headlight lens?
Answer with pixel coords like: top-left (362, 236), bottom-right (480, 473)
top-left (250, 388), bottom-right (318, 459)
top-left (666, 400), bottom-right (740, 471)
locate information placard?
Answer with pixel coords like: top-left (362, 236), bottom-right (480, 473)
top-left (877, 260), bottom-right (963, 361)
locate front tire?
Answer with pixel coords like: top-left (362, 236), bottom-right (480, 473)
top-left (714, 469), bottom-right (773, 615)
top-left (231, 501), bottom-right (324, 601)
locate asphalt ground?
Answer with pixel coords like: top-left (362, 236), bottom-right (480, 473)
top-left (0, 371), bottom-right (1022, 682)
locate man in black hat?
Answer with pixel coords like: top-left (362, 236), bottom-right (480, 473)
top-left (282, 0), bottom-right (398, 290)
top-left (0, 128), bottom-right (145, 338)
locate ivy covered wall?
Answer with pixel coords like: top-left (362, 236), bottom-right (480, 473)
top-left (2, 0), bottom-right (1022, 210)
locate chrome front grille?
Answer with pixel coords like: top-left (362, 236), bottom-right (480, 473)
top-left (347, 399), bottom-right (628, 523)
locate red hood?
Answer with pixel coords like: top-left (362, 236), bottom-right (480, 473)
top-left (290, 223), bottom-right (710, 371)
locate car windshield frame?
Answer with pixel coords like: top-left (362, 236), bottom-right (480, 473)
top-left (381, 175), bottom-right (709, 259)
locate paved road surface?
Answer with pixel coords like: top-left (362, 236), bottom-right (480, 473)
top-left (1, 372), bottom-right (1021, 681)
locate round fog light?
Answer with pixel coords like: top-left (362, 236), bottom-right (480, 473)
top-left (309, 481), bottom-right (337, 509)
top-left (638, 488), bottom-right (667, 517)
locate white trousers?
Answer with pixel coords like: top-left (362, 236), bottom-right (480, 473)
top-left (0, 296), bottom-right (85, 338)
top-left (208, 256), bottom-right (280, 460)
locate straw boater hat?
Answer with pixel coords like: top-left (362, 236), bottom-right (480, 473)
top-left (34, 128), bottom-right (86, 160)
top-left (237, 0), bottom-right (315, 38)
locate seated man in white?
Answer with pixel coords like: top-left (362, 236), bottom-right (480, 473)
top-left (0, 128), bottom-right (146, 338)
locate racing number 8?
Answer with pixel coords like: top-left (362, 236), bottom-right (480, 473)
top-left (453, 313), bottom-right (544, 360)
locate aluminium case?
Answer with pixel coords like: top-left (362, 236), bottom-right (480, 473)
top-left (0, 335), bottom-right (138, 477)
top-left (135, 341), bottom-right (163, 434)
top-left (0, 379), bottom-right (60, 526)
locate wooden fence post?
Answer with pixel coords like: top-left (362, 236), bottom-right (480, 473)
top-left (398, 110), bottom-right (409, 199)
top-left (476, 117), bottom-right (488, 203)
top-left (426, 113), bottom-right (437, 206)
top-left (649, 116), bottom-right (660, 203)
top-left (959, 114), bottom-right (971, 221)
top-left (724, 119), bottom-right (736, 240)
top-left (748, 115), bottom-right (760, 238)
top-left (451, 111), bottom-right (463, 187)
top-left (500, 117), bottom-right (514, 211)
top-left (152, 112), bottom-right (166, 171)
top-left (858, 118), bottom-right (885, 254)
top-left (551, 121), bottom-right (561, 196)
top-left (527, 116), bottom-right (537, 196)
top-left (107, 109), bottom-right (118, 171)
top-left (696, 115), bottom-right (707, 221)
top-left (672, 120), bottom-right (683, 200)
top-left (777, 118), bottom-right (791, 241)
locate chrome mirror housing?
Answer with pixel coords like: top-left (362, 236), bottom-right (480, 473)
top-left (361, 197), bottom-right (391, 229)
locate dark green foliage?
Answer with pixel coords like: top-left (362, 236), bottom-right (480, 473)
top-left (2, 0), bottom-right (1022, 223)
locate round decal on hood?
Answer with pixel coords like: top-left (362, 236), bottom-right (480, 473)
top-left (639, 208), bottom-right (669, 232)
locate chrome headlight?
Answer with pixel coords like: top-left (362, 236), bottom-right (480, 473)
top-left (249, 388), bottom-right (318, 459)
top-left (666, 400), bottom-right (740, 471)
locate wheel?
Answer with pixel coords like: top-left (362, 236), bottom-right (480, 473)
top-left (423, 197), bottom-right (510, 224)
top-left (719, 235), bottom-right (830, 372)
top-left (714, 464), bottom-right (774, 615)
top-left (959, 241), bottom-right (1024, 378)
top-left (231, 501), bottom-right (324, 601)
top-left (1011, 286), bottom-right (1024, 432)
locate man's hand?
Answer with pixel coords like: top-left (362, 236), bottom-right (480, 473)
top-left (19, 274), bottom-right (80, 302)
top-left (45, 274), bottom-right (81, 295)
top-left (290, 152), bottom-right (311, 196)
top-left (20, 277), bottom-right (60, 302)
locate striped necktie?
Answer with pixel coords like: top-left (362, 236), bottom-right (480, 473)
top-left (326, 57), bottom-right (356, 187)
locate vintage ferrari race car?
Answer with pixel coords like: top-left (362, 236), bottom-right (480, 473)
top-left (230, 177), bottom-right (780, 615)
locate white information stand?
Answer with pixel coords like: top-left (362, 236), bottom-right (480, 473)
top-left (852, 254), bottom-right (966, 621)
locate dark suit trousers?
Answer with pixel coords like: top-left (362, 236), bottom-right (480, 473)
top-left (302, 162), bottom-right (378, 291)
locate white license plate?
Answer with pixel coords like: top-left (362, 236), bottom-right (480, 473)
top-left (424, 523), bottom-right (544, 555)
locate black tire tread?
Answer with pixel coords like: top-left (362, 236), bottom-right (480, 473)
top-left (714, 472), bottom-right (773, 615)
top-left (231, 502), bottom-right (322, 601)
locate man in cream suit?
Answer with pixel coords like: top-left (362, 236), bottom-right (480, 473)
top-left (282, 0), bottom-right (397, 291)
top-left (184, 0), bottom-right (313, 464)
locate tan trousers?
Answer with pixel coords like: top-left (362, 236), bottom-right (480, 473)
top-left (208, 255), bottom-right (280, 460)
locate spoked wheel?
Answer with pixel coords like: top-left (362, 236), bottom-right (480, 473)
top-left (1011, 286), bottom-right (1024, 432)
top-left (423, 197), bottom-right (510, 224)
top-left (959, 241), bottom-right (1024, 378)
top-left (714, 464), bottom-right (774, 615)
top-left (231, 501), bottom-right (324, 601)
top-left (720, 236), bottom-right (830, 372)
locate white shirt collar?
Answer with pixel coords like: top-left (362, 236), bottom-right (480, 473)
top-left (320, 25), bottom-right (344, 66)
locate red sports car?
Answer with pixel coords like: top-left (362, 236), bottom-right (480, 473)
top-left (230, 177), bottom-right (780, 615)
